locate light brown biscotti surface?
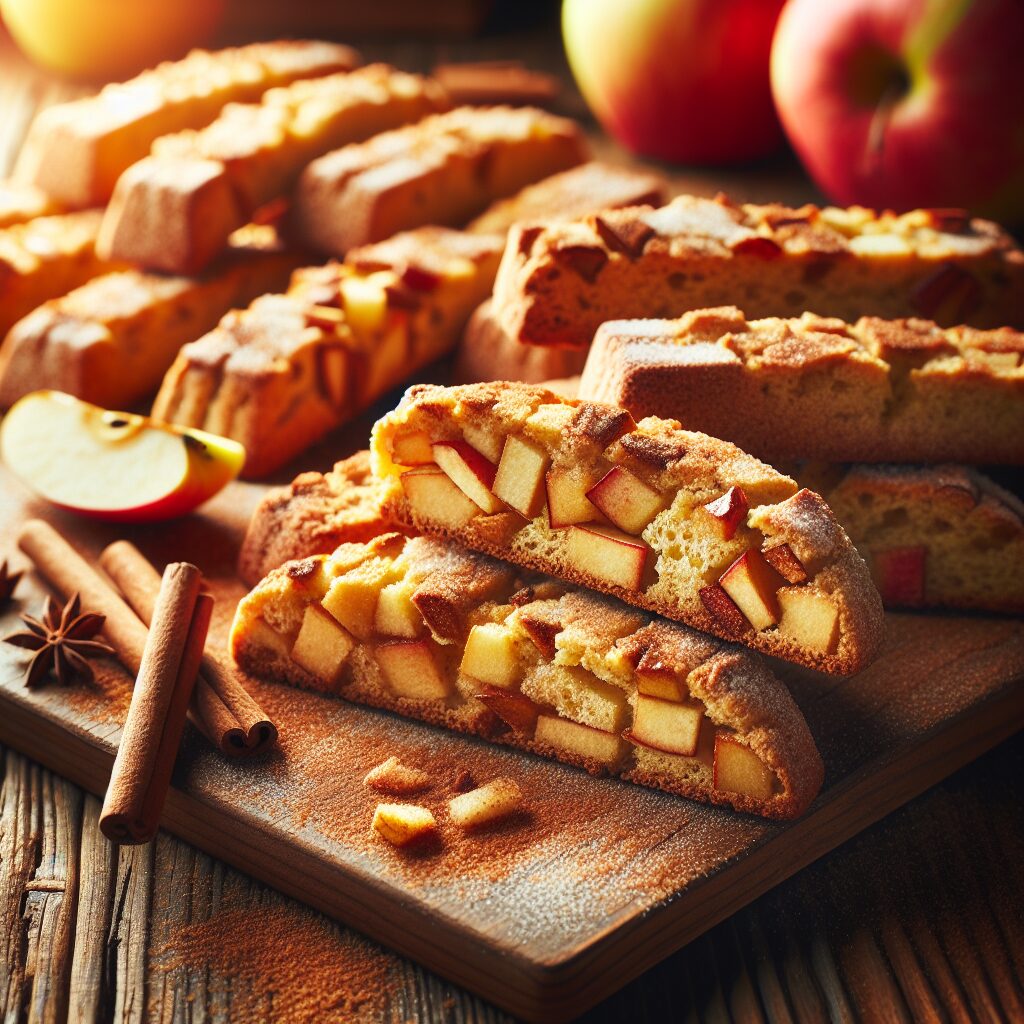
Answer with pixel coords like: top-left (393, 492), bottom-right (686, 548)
top-left (0, 180), bottom-right (59, 228)
top-left (152, 228), bottom-right (503, 478)
top-left (578, 307), bottom-right (1024, 464)
top-left (493, 195), bottom-right (1024, 348)
top-left (97, 65), bottom-right (448, 274)
top-left (231, 532), bottom-right (824, 819)
top-left (0, 225), bottom-right (300, 410)
top-left (466, 161), bottom-right (665, 235)
top-left (370, 383), bottom-right (884, 675)
top-left (14, 40), bottom-right (360, 209)
top-left (292, 105), bottom-right (587, 255)
top-left (0, 211), bottom-right (127, 339)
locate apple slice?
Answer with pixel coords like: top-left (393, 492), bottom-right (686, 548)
top-left (322, 561), bottom-right (392, 640)
top-left (534, 714), bottom-right (625, 766)
top-left (627, 696), bottom-right (704, 756)
top-left (432, 441), bottom-right (503, 513)
top-left (493, 435), bottom-right (550, 519)
top-left (374, 579), bottom-right (423, 638)
top-left (448, 777), bottom-right (522, 830)
top-left (340, 272), bottom-right (389, 339)
top-left (719, 549), bottom-right (784, 630)
top-left (290, 604), bottom-right (355, 686)
top-left (0, 391), bottom-right (244, 522)
top-left (460, 622), bottom-right (520, 688)
top-left (475, 684), bottom-right (540, 734)
top-left (372, 802), bottom-right (437, 846)
top-left (633, 647), bottom-right (685, 700)
top-left (401, 465), bottom-right (481, 530)
top-left (564, 523), bottom-right (649, 591)
top-left (701, 486), bottom-right (749, 541)
top-left (713, 733), bottom-right (774, 800)
top-left (586, 466), bottom-right (668, 535)
top-left (375, 638), bottom-right (452, 701)
top-left (763, 543), bottom-right (809, 585)
top-left (777, 587), bottom-right (839, 653)
top-left (391, 430), bottom-right (434, 466)
top-left (545, 466), bottom-right (599, 528)
top-left (870, 546), bottom-right (927, 607)
top-left (699, 583), bottom-right (751, 636)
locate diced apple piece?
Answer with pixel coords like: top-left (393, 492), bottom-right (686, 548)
top-left (516, 608), bottom-right (562, 659)
top-left (634, 649), bottom-right (685, 701)
top-left (699, 583), bottom-right (751, 636)
top-left (565, 524), bottom-right (649, 591)
top-left (493, 435), bottom-right (550, 519)
top-left (340, 274), bottom-right (388, 338)
top-left (778, 587), bottom-right (840, 654)
top-left (290, 604), bottom-right (355, 685)
top-left (713, 733), bottom-right (774, 800)
top-left (628, 696), bottom-right (704, 756)
top-left (375, 638), bottom-right (452, 701)
top-left (763, 543), bottom-right (809, 584)
top-left (475, 684), bottom-right (540, 733)
top-left (545, 466), bottom-right (599, 528)
top-left (322, 562), bottom-right (391, 640)
top-left (363, 756), bottom-right (430, 795)
top-left (460, 622), bottom-right (520, 688)
top-left (432, 441), bottom-right (503, 513)
top-left (701, 486), bottom-right (749, 541)
top-left (586, 466), bottom-right (668, 535)
top-left (448, 777), bottom-right (522, 830)
top-left (461, 421), bottom-right (504, 464)
top-left (392, 430), bottom-right (434, 466)
top-left (374, 579), bottom-right (423, 638)
top-left (372, 802), bottom-right (437, 846)
top-left (401, 465), bottom-right (481, 529)
top-left (719, 550), bottom-right (784, 631)
top-left (870, 546), bottom-right (927, 607)
top-left (534, 714), bottom-right (625, 766)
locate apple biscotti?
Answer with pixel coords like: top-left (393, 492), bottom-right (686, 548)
top-left (231, 532), bottom-right (824, 818)
top-left (0, 180), bottom-right (58, 228)
top-left (97, 65), bottom-right (449, 274)
top-left (15, 40), bottom-right (360, 209)
top-left (492, 195), bottom-right (1024, 349)
top-left (152, 228), bottom-right (504, 478)
top-left (370, 383), bottom-right (884, 674)
top-left (292, 106), bottom-right (588, 255)
top-left (576, 306), bottom-right (1024, 464)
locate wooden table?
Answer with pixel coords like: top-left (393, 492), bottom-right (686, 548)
top-left (1, 18), bottom-right (1022, 1023)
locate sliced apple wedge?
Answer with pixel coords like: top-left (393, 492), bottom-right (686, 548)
top-left (719, 549), bottom-right (784, 630)
top-left (401, 465), bottom-right (481, 529)
top-left (627, 696), bottom-right (703, 756)
top-left (0, 391), bottom-right (244, 522)
top-left (432, 441), bottom-right (503, 513)
top-left (713, 733), bottom-right (774, 800)
top-left (535, 714), bottom-right (625, 766)
top-left (701, 486), bottom-right (749, 541)
top-left (763, 543), bottom-right (809, 585)
top-left (391, 430), bottom-right (435, 466)
top-left (545, 466), bottom-right (599, 528)
top-left (564, 523), bottom-right (649, 591)
top-left (634, 649), bottom-right (685, 701)
top-left (375, 638), bottom-right (451, 701)
top-left (585, 466), bottom-right (667, 535)
top-left (460, 622), bottom-right (520, 688)
top-left (374, 579), bottom-right (423, 638)
top-left (290, 604), bottom-right (355, 685)
top-left (699, 583), bottom-right (751, 636)
top-left (493, 434), bottom-right (549, 519)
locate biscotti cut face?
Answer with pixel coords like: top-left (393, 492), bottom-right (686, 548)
top-left (293, 105), bottom-right (587, 255)
top-left (14, 40), bottom-right (359, 209)
top-left (97, 65), bottom-right (449, 274)
top-left (370, 383), bottom-right (884, 675)
top-left (578, 307), bottom-right (1024, 465)
top-left (152, 228), bottom-right (503, 478)
top-left (0, 225), bottom-right (300, 410)
top-left (493, 195), bottom-right (1024, 349)
top-left (0, 180), bottom-right (58, 228)
top-left (231, 533), bottom-right (824, 819)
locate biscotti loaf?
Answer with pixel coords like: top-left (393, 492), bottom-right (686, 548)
top-left (14, 40), bottom-right (359, 209)
top-left (0, 225), bottom-right (301, 410)
top-left (292, 106), bottom-right (587, 255)
top-left (370, 383), bottom-right (884, 674)
top-left (0, 181), bottom-right (58, 228)
top-left (0, 211), bottom-right (127, 339)
top-left (493, 195), bottom-right (1024, 349)
top-left (231, 532), bottom-right (824, 818)
top-left (577, 307), bottom-right (1024, 464)
top-left (153, 228), bottom-right (503, 478)
top-left (97, 65), bottom-right (449, 274)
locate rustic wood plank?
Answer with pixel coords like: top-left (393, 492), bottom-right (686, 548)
top-left (110, 841), bottom-right (153, 1024)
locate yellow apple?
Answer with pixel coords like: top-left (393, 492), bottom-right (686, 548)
top-left (0, 390), bottom-right (243, 521)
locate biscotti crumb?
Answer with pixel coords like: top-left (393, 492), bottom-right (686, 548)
top-left (448, 777), bottom-right (523, 830)
top-left (372, 803), bottom-right (437, 846)
top-left (363, 756), bottom-right (431, 795)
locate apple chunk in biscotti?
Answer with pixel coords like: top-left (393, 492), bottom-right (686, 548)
top-left (370, 381), bottom-right (883, 675)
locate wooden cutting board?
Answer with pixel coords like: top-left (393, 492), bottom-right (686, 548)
top-left (0, 462), bottom-right (1021, 1023)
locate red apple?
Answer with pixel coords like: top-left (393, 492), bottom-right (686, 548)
top-left (562, 0), bottom-right (787, 165)
top-left (771, 0), bottom-right (1024, 222)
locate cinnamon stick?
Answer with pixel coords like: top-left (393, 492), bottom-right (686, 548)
top-left (100, 563), bottom-right (208, 844)
top-left (100, 540), bottom-right (277, 757)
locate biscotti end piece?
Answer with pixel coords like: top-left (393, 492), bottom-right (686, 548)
top-left (494, 195), bottom-right (1024, 349)
top-left (370, 382), bottom-right (884, 675)
top-left (0, 180), bottom-right (59, 228)
top-left (578, 308), bottom-right (1024, 465)
top-left (231, 532), bottom-right (824, 818)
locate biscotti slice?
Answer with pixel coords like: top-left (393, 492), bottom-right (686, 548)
top-left (152, 228), bottom-right (503, 478)
top-left (292, 106), bottom-right (587, 255)
top-left (97, 65), bottom-right (449, 274)
top-left (14, 40), bottom-right (359, 209)
top-left (231, 532), bottom-right (824, 819)
top-left (493, 195), bottom-right (1024, 349)
top-left (0, 211), bottom-right (127, 339)
top-left (0, 181), bottom-right (59, 228)
top-left (370, 383), bottom-right (884, 675)
top-left (577, 307), bottom-right (1024, 464)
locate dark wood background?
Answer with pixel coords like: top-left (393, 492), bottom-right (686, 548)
top-left (1, 11), bottom-right (1022, 1022)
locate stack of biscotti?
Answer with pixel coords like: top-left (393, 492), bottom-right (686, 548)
top-left (14, 40), bottom-right (360, 209)
top-left (97, 65), bottom-right (450, 274)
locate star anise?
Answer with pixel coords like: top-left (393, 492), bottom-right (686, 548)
top-left (0, 560), bottom-right (22, 607)
top-left (2, 593), bottom-right (114, 689)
